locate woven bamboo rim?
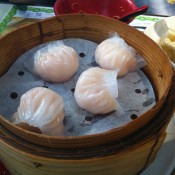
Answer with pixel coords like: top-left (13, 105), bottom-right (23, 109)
top-left (0, 129), bottom-right (167, 175)
top-left (0, 14), bottom-right (174, 151)
top-left (0, 80), bottom-right (174, 175)
top-left (1, 80), bottom-right (174, 159)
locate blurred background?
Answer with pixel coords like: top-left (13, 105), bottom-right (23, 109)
top-left (0, 0), bottom-right (55, 6)
top-left (0, 0), bottom-right (175, 16)
top-left (133, 0), bottom-right (175, 16)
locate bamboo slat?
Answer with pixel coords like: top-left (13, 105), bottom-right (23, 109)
top-left (0, 14), bottom-right (175, 175)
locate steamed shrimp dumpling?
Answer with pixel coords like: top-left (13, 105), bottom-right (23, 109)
top-left (95, 34), bottom-right (137, 77)
top-left (34, 41), bottom-right (79, 83)
top-left (74, 67), bottom-right (119, 114)
top-left (12, 87), bottom-right (64, 136)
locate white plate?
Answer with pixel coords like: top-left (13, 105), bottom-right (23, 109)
top-left (0, 4), bottom-right (14, 23)
top-left (144, 16), bottom-right (175, 69)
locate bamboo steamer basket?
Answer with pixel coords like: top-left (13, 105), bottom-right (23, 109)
top-left (0, 14), bottom-right (175, 175)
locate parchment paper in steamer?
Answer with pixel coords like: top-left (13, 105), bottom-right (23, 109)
top-left (0, 39), bottom-right (156, 136)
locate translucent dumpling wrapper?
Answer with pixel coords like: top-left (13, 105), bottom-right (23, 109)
top-left (95, 33), bottom-right (138, 77)
top-left (12, 87), bottom-right (64, 136)
top-left (74, 67), bottom-right (123, 114)
top-left (34, 41), bottom-right (79, 83)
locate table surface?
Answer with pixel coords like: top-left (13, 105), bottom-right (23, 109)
top-left (0, 2), bottom-right (175, 175)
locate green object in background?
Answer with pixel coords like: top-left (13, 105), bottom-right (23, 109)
top-left (135, 15), bottom-right (161, 22)
top-left (0, 5), bottom-right (17, 33)
top-left (17, 5), bottom-right (54, 13)
top-left (0, 4), bottom-right (55, 33)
